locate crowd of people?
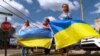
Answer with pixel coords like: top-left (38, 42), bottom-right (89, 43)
top-left (18, 3), bottom-right (70, 56)
top-left (17, 3), bottom-right (99, 56)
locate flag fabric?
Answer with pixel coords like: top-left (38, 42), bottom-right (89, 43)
top-left (16, 28), bottom-right (52, 48)
top-left (49, 18), bottom-right (100, 49)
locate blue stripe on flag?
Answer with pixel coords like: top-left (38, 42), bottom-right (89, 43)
top-left (49, 19), bottom-right (86, 34)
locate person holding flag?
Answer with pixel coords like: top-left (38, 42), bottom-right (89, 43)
top-left (59, 4), bottom-right (72, 20)
top-left (18, 20), bottom-right (34, 53)
top-left (42, 18), bottom-right (51, 54)
top-left (49, 3), bottom-right (100, 56)
top-left (60, 3), bottom-right (72, 56)
top-left (16, 18), bottom-right (53, 55)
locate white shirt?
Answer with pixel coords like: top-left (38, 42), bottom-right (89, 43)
top-left (59, 13), bottom-right (70, 20)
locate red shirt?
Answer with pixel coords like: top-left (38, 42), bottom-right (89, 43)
top-left (43, 22), bottom-right (49, 28)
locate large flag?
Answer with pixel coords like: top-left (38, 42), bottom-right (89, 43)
top-left (16, 28), bottom-right (52, 48)
top-left (49, 19), bottom-right (100, 49)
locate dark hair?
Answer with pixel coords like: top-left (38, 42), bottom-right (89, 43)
top-left (62, 4), bottom-right (69, 12)
top-left (45, 18), bottom-right (50, 23)
top-left (25, 20), bottom-right (30, 26)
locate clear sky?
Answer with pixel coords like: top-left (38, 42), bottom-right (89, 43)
top-left (0, 0), bottom-right (100, 29)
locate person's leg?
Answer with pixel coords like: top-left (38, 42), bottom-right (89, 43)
top-left (21, 47), bottom-right (28, 56)
top-left (30, 48), bottom-right (34, 53)
top-left (65, 48), bottom-right (69, 56)
top-left (44, 48), bottom-right (50, 54)
top-left (61, 48), bottom-right (66, 56)
top-left (61, 48), bottom-right (69, 56)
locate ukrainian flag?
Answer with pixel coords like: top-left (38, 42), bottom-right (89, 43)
top-left (49, 19), bottom-right (100, 49)
top-left (16, 28), bottom-right (52, 48)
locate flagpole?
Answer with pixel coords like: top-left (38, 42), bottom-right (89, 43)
top-left (80, 0), bottom-right (84, 21)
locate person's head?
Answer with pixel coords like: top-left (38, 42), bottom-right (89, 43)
top-left (24, 20), bottom-right (30, 27)
top-left (44, 18), bottom-right (50, 23)
top-left (62, 4), bottom-right (69, 13)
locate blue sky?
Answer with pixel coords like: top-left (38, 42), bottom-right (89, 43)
top-left (16, 0), bottom-right (100, 24)
top-left (0, 0), bottom-right (100, 29)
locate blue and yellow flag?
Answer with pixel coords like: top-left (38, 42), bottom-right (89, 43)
top-left (16, 28), bottom-right (52, 48)
top-left (49, 19), bottom-right (100, 49)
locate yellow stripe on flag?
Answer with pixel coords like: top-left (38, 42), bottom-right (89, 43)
top-left (54, 23), bottom-right (100, 49)
top-left (17, 38), bottom-right (51, 48)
